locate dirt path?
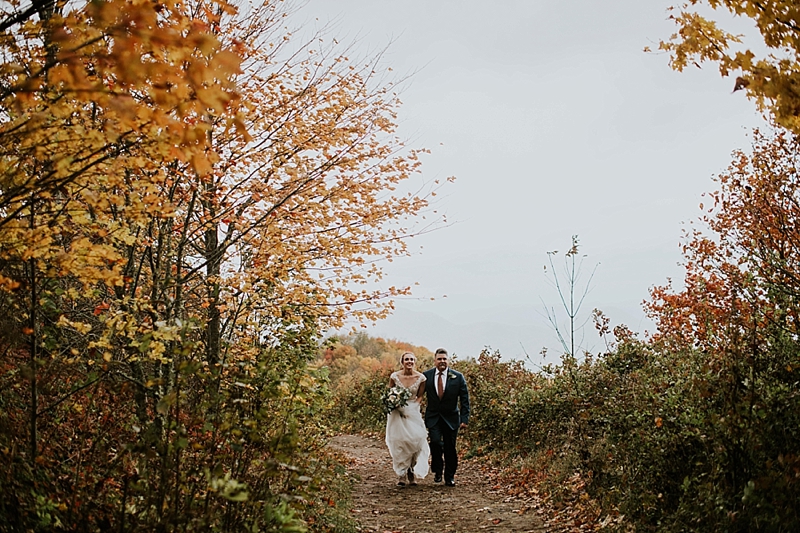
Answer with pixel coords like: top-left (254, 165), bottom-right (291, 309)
top-left (329, 434), bottom-right (546, 533)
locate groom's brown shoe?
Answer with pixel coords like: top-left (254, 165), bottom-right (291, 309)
top-left (434, 473), bottom-right (442, 483)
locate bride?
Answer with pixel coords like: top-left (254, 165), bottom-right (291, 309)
top-left (385, 352), bottom-right (430, 486)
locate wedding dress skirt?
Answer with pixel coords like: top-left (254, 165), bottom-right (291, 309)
top-left (385, 399), bottom-right (430, 479)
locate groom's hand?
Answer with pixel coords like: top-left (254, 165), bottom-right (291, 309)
top-left (459, 423), bottom-right (468, 430)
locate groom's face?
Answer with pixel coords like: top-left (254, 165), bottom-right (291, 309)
top-left (435, 353), bottom-right (448, 372)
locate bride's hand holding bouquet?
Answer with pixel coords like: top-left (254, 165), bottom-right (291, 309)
top-left (381, 385), bottom-right (411, 417)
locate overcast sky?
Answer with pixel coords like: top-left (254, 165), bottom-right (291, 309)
top-left (304, 0), bottom-right (763, 364)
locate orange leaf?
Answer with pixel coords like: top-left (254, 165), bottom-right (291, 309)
top-left (192, 152), bottom-right (213, 177)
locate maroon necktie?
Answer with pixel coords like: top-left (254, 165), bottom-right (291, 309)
top-left (437, 372), bottom-right (444, 399)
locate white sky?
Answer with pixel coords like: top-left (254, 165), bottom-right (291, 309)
top-left (304, 0), bottom-right (764, 364)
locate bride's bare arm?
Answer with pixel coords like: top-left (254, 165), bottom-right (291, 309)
top-left (414, 376), bottom-right (426, 402)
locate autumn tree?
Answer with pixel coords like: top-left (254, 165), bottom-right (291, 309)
top-left (0, 0), bottom-right (439, 529)
top-left (0, 0), bottom-right (249, 526)
top-left (657, 0), bottom-right (800, 133)
top-left (651, 8), bottom-right (800, 523)
top-left (646, 128), bottom-right (800, 529)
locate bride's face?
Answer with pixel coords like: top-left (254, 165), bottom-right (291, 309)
top-left (401, 354), bottom-right (416, 369)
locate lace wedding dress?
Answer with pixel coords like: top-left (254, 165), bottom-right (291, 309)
top-left (385, 372), bottom-right (430, 480)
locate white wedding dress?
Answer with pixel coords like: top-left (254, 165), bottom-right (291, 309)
top-left (385, 372), bottom-right (430, 479)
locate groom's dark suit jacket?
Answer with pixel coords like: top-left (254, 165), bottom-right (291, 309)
top-left (423, 367), bottom-right (470, 430)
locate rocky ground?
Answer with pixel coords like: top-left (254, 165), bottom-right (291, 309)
top-left (329, 434), bottom-right (549, 533)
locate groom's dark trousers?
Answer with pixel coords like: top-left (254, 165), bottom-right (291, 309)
top-left (428, 420), bottom-right (458, 481)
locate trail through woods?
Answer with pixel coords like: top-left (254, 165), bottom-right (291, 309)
top-left (329, 434), bottom-right (548, 533)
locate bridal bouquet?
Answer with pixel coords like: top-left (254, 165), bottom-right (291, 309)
top-left (381, 386), bottom-right (411, 416)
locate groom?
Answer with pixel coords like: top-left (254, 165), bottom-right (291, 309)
top-left (424, 348), bottom-right (470, 487)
